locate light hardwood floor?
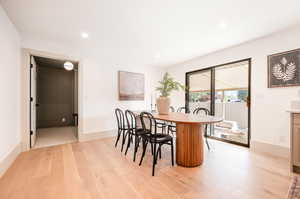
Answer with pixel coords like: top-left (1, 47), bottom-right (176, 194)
top-left (0, 137), bottom-right (292, 199)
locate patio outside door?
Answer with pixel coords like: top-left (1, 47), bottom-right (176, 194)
top-left (186, 59), bottom-right (251, 147)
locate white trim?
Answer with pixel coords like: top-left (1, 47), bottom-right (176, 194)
top-left (79, 130), bottom-right (117, 142)
top-left (0, 143), bottom-right (21, 178)
top-left (250, 140), bottom-right (290, 159)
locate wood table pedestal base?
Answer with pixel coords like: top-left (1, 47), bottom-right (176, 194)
top-left (176, 123), bottom-right (203, 167)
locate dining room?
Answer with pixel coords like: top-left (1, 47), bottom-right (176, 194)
top-left (109, 69), bottom-right (290, 198)
top-left (116, 71), bottom-right (224, 175)
top-left (1, 0), bottom-right (300, 198)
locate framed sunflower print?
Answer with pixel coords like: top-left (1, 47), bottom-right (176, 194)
top-left (268, 49), bottom-right (300, 88)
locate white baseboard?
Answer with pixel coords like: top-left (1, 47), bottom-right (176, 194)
top-left (250, 140), bottom-right (290, 159)
top-left (0, 143), bottom-right (21, 178)
top-left (79, 129), bottom-right (117, 142)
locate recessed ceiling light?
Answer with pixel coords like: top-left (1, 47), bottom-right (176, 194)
top-left (81, 32), bottom-right (89, 39)
top-left (155, 53), bottom-right (161, 59)
top-left (218, 21), bottom-right (227, 29)
top-left (64, 61), bottom-right (74, 71)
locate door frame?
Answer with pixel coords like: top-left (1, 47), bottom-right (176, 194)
top-left (21, 48), bottom-right (83, 150)
top-left (185, 58), bottom-right (252, 147)
top-left (29, 55), bottom-right (35, 148)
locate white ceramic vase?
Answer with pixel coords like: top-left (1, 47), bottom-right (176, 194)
top-left (156, 97), bottom-right (170, 115)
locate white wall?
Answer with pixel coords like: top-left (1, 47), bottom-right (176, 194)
top-left (21, 38), bottom-right (163, 138)
top-left (167, 25), bottom-right (300, 148)
top-left (0, 6), bottom-right (21, 161)
top-left (80, 58), bottom-right (162, 134)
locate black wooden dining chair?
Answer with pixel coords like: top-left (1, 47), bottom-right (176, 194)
top-left (155, 106), bottom-right (175, 134)
top-left (124, 110), bottom-right (151, 161)
top-left (138, 112), bottom-right (174, 176)
top-left (169, 106), bottom-right (175, 112)
top-left (168, 106), bottom-right (176, 135)
top-left (115, 108), bottom-right (128, 152)
top-left (193, 107), bottom-right (210, 115)
top-left (156, 121), bottom-right (167, 134)
top-left (193, 107), bottom-right (211, 150)
top-left (177, 107), bottom-right (186, 113)
top-left (155, 106), bottom-right (167, 134)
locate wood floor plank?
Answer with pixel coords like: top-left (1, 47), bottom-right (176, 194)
top-left (72, 142), bottom-right (104, 199)
top-left (0, 137), bottom-right (292, 199)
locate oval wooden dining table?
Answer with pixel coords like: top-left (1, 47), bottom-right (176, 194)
top-left (151, 112), bottom-right (222, 167)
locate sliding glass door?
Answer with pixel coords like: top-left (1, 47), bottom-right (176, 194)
top-left (187, 69), bottom-right (212, 114)
top-left (186, 59), bottom-right (251, 147)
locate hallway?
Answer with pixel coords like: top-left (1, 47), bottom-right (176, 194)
top-left (34, 127), bottom-right (77, 148)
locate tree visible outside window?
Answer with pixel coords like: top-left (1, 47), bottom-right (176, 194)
top-left (189, 89), bottom-right (248, 102)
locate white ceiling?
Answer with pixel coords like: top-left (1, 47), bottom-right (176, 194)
top-left (1, 0), bottom-right (300, 67)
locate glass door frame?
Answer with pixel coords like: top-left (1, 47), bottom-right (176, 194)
top-left (185, 58), bottom-right (251, 147)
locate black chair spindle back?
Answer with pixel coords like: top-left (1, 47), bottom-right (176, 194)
top-left (193, 107), bottom-right (210, 115)
top-left (125, 110), bottom-right (137, 131)
top-left (140, 112), bottom-right (157, 137)
top-left (114, 108), bottom-right (128, 149)
top-left (193, 107), bottom-right (211, 150)
top-left (115, 108), bottom-right (126, 130)
top-left (170, 106), bottom-right (175, 112)
top-left (177, 107), bottom-right (186, 113)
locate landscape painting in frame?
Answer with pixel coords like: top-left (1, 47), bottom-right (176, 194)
top-left (268, 49), bottom-right (300, 88)
top-left (118, 71), bottom-right (145, 101)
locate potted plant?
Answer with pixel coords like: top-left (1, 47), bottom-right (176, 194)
top-left (156, 73), bottom-right (184, 115)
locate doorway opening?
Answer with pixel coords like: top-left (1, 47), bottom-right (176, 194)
top-left (185, 58), bottom-right (251, 147)
top-left (30, 56), bottom-right (79, 148)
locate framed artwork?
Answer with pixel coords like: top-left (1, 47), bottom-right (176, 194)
top-left (118, 71), bottom-right (144, 101)
top-left (268, 49), bottom-right (300, 88)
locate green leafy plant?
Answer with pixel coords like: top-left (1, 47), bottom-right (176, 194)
top-left (156, 73), bottom-right (185, 97)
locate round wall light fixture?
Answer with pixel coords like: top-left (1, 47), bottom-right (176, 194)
top-left (81, 32), bottom-right (89, 39)
top-left (64, 61), bottom-right (74, 71)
